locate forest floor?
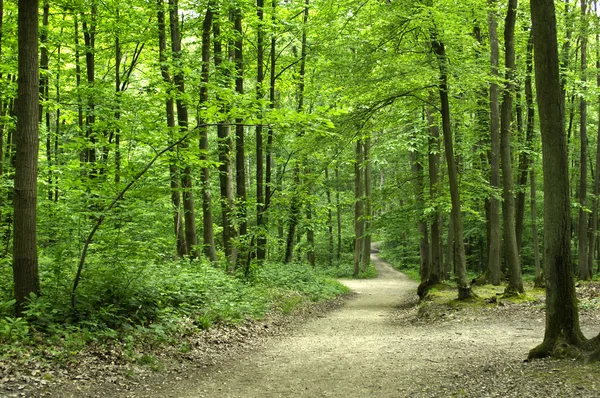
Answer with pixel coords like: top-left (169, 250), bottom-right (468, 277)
top-left (14, 253), bottom-right (600, 397)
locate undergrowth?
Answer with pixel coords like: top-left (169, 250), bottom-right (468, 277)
top-left (0, 258), bottom-right (349, 366)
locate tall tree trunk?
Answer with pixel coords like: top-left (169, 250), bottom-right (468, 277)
top-left (284, 167), bottom-right (301, 264)
top-left (256, 0), bottom-right (266, 261)
top-left (199, 4), bottom-right (217, 262)
top-left (589, 31), bottom-right (600, 277)
top-left (361, 136), bottom-right (372, 271)
top-left (500, 0), bottom-right (524, 295)
top-left (284, 0), bottom-right (309, 264)
top-left (74, 16), bottom-right (85, 168)
top-left (325, 166), bottom-right (334, 267)
top-left (486, 0), bottom-right (502, 285)
top-left (170, 0), bottom-right (199, 258)
top-left (336, 164), bottom-right (342, 264)
top-left (431, 35), bottom-right (472, 299)
top-left (427, 104), bottom-right (442, 284)
top-left (13, 0), bottom-right (40, 315)
top-left (157, 0), bottom-right (186, 257)
top-left (515, 37), bottom-right (535, 253)
top-left (54, 24), bottom-right (62, 202)
top-left (578, 0), bottom-right (590, 280)
top-left (264, 0), bottom-right (277, 260)
top-left (411, 147), bottom-right (430, 282)
top-left (529, 0), bottom-right (587, 360)
top-left (353, 140), bottom-right (364, 277)
top-left (234, 8), bottom-right (247, 241)
top-left (306, 200), bottom-right (315, 267)
top-left (524, 30), bottom-right (543, 288)
top-left (213, 14), bottom-right (237, 263)
top-left (40, 1), bottom-right (51, 201)
top-left (82, 4), bottom-right (97, 172)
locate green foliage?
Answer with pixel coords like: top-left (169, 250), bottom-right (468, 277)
top-left (0, 257), bottom-right (348, 365)
top-left (319, 253), bottom-right (377, 279)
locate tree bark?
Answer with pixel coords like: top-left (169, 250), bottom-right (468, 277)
top-left (589, 31), bottom-right (600, 278)
top-left (486, 0), bottom-right (502, 285)
top-left (256, 0), bottom-right (266, 261)
top-left (213, 14), bottom-right (237, 264)
top-left (325, 166), bottom-right (334, 267)
top-left (169, 0), bottom-right (199, 258)
top-left (431, 35), bottom-right (472, 299)
top-left (353, 140), bottom-right (365, 277)
top-left (284, 0), bottom-right (309, 264)
top-left (233, 6), bottom-right (247, 268)
top-left (578, 0), bottom-right (590, 280)
top-left (524, 31), bottom-right (543, 288)
top-left (500, 0), bottom-right (524, 295)
top-left (82, 4), bottom-right (97, 172)
top-left (40, 1), bottom-right (51, 201)
top-left (427, 105), bottom-right (442, 284)
top-left (157, 0), bottom-right (186, 257)
top-left (13, 0), bottom-right (40, 315)
top-left (411, 148), bottom-right (430, 282)
top-left (528, 0), bottom-right (587, 360)
top-left (362, 137), bottom-right (372, 271)
top-left (336, 164), bottom-right (342, 264)
top-left (199, 4), bottom-right (217, 262)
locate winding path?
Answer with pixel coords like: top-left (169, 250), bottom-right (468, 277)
top-left (101, 252), bottom-right (600, 397)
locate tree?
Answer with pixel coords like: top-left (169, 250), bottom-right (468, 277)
top-left (578, 0), bottom-right (590, 280)
top-left (486, 0), bottom-right (502, 286)
top-left (528, 0), bottom-right (586, 360)
top-left (199, 3), bottom-right (218, 262)
top-left (500, 0), bottom-right (523, 295)
top-left (431, 33), bottom-right (472, 300)
top-left (169, 0), bottom-right (199, 258)
top-left (13, 0), bottom-right (40, 315)
top-left (156, 0), bottom-right (186, 257)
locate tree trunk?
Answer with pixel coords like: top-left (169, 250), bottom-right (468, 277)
top-left (486, 0), bottom-right (502, 286)
top-left (353, 140), bottom-right (364, 277)
top-left (170, 0), bottom-right (199, 258)
top-left (411, 148), bottom-right (430, 282)
top-left (524, 30), bottom-right (543, 288)
top-left (528, 0), bottom-right (587, 360)
top-left (578, 0), bottom-right (590, 280)
top-left (40, 1), bottom-right (51, 201)
top-left (284, 166), bottom-right (301, 264)
top-left (306, 201), bottom-right (315, 267)
top-left (82, 4), bottom-right (97, 173)
top-left (213, 14), bottom-right (237, 264)
top-left (325, 166), bottom-right (334, 267)
top-left (256, 0), bottom-right (266, 261)
top-left (431, 35), bottom-right (472, 299)
top-left (427, 104), bottom-right (442, 284)
top-left (515, 34), bottom-right (535, 254)
top-left (361, 136), bottom-right (372, 272)
top-left (199, 4), bottom-right (217, 262)
top-left (157, 0), bottom-right (186, 257)
top-left (283, 0), bottom-right (309, 264)
top-left (336, 164), bottom-right (342, 264)
top-left (264, 0), bottom-right (277, 260)
top-left (589, 31), bottom-right (600, 278)
top-left (500, 0), bottom-right (524, 295)
top-left (233, 7), bottom-right (247, 265)
top-left (13, 0), bottom-right (40, 315)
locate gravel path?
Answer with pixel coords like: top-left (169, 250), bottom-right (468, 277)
top-left (45, 253), bottom-right (600, 397)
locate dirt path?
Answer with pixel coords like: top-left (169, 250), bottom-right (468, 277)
top-left (54, 253), bottom-right (600, 398)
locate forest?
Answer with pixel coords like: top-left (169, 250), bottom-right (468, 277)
top-left (3, 0), bottom-right (600, 396)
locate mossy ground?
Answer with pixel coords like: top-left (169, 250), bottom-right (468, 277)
top-left (417, 282), bottom-right (544, 321)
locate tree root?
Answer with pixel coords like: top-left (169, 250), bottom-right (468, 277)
top-left (528, 334), bottom-right (592, 362)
